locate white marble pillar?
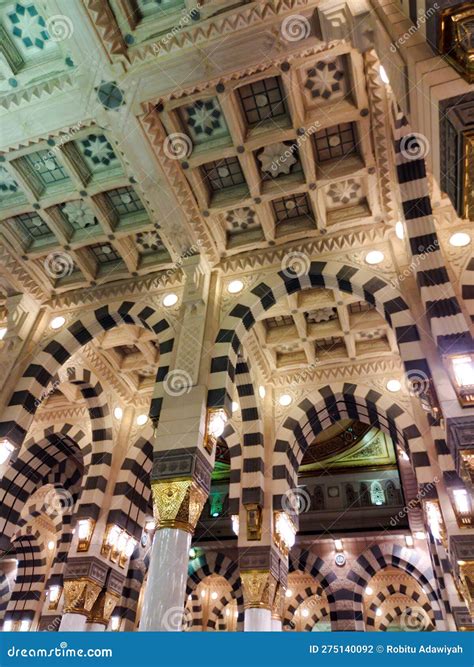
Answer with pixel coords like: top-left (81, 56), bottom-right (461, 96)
top-left (85, 622), bottom-right (105, 631)
top-left (271, 617), bottom-right (283, 631)
top-left (139, 528), bottom-right (191, 631)
top-left (59, 613), bottom-right (88, 631)
top-left (244, 608), bottom-right (272, 631)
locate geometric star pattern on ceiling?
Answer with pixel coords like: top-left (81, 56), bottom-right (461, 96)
top-left (326, 179), bottom-right (361, 206)
top-left (224, 207), bottom-right (258, 232)
top-left (304, 58), bottom-right (345, 101)
top-left (136, 226), bottom-right (164, 253)
top-left (184, 97), bottom-right (228, 145)
top-left (7, 2), bottom-right (49, 50)
top-left (257, 142), bottom-right (297, 177)
top-left (80, 134), bottom-right (117, 166)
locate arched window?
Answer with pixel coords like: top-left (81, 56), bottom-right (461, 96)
top-left (370, 481), bottom-right (385, 506)
top-left (385, 481), bottom-right (400, 505)
top-left (360, 482), bottom-right (371, 506)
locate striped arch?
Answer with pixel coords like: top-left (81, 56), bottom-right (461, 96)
top-left (220, 422), bottom-right (242, 516)
top-left (272, 383), bottom-right (434, 506)
top-left (365, 580), bottom-right (436, 630)
top-left (345, 542), bottom-right (445, 630)
top-left (393, 110), bottom-right (472, 350)
top-left (461, 254), bottom-right (474, 326)
top-left (301, 603), bottom-right (331, 632)
top-left (107, 427), bottom-right (154, 539)
top-left (208, 261), bottom-right (430, 414)
top-left (234, 355), bottom-right (264, 508)
top-left (0, 302), bottom-right (175, 449)
top-left (187, 552), bottom-right (244, 626)
top-left (207, 590), bottom-right (243, 631)
top-left (0, 424), bottom-right (88, 546)
top-left (288, 550), bottom-right (338, 624)
top-left (5, 526), bottom-right (47, 624)
top-left (185, 591), bottom-right (203, 631)
top-left (284, 582), bottom-right (326, 629)
top-left (373, 607), bottom-right (434, 632)
top-left (53, 366), bottom-right (113, 520)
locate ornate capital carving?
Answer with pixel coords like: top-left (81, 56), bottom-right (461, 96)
top-left (271, 584), bottom-right (284, 620)
top-left (87, 590), bottom-right (121, 626)
top-left (151, 479), bottom-right (207, 533)
top-left (63, 579), bottom-right (102, 615)
top-left (241, 571), bottom-right (278, 610)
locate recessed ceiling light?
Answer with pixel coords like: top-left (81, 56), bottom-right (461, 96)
top-left (365, 586), bottom-right (373, 595)
top-left (163, 293), bottom-right (178, 307)
top-left (50, 316), bottom-right (66, 330)
top-left (414, 531), bottom-right (426, 540)
top-left (365, 250), bottom-right (384, 265)
top-left (136, 414), bottom-right (148, 426)
top-left (376, 608), bottom-right (383, 617)
top-left (114, 406), bottom-right (123, 420)
top-left (386, 379), bottom-right (401, 393)
top-left (395, 221), bottom-right (405, 240)
top-left (302, 609), bottom-right (309, 618)
top-left (285, 589), bottom-right (293, 598)
top-left (231, 401), bottom-right (239, 413)
top-left (449, 232), bottom-right (470, 247)
top-left (258, 386), bottom-right (266, 399)
top-left (48, 540), bottom-right (55, 551)
top-left (211, 591), bottom-right (218, 600)
top-left (279, 394), bottom-right (292, 406)
top-left (0, 327), bottom-right (7, 340)
top-left (405, 535), bottom-right (414, 547)
top-left (379, 65), bottom-right (390, 85)
top-left (227, 280), bottom-right (244, 294)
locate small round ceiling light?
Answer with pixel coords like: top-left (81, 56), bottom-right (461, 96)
top-left (136, 414), bottom-right (148, 426)
top-left (279, 394), bottom-right (292, 407)
top-left (365, 250), bottom-right (384, 265)
top-left (227, 280), bottom-right (244, 294)
top-left (163, 293), bottom-right (178, 307)
top-left (258, 386), bottom-right (266, 399)
top-left (114, 406), bottom-right (123, 420)
top-left (386, 379), bottom-right (401, 393)
top-left (449, 232), bottom-right (470, 247)
top-left (50, 316), bottom-right (66, 330)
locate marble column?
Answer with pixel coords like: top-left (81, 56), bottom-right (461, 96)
top-left (244, 607), bottom-right (272, 631)
top-left (271, 617), bottom-right (283, 631)
top-left (85, 622), bottom-right (106, 632)
top-left (139, 478), bottom-right (207, 631)
top-left (59, 613), bottom-right (88, 631)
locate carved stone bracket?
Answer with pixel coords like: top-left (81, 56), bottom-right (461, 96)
top-left (241, 571), bottom-right (278, 611)
top-left (151, 478), bottom-right (207, 534)
top-left (63, 579), bottom-right (102, 616)
top-left (87, 589), bottom-right (121, 626)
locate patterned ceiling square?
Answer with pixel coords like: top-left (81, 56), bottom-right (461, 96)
top-left (181, 97), bottom-right (229, 146)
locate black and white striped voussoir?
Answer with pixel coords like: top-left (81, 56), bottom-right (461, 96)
top-left (208, 261), bottom-right (431, 417)
top-left (0, 302), bottom-right (174, 448)
top-left (393, 109), bottom-right (472, 354)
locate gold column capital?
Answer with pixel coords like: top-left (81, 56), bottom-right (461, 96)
top-left (151, 479), bottom-right (207, 534)
top-left (87, 590), bottom-right (120, 625)
top-left (241, 570), bottom-right (278, 610)
top-left (458, 561), bottom-right (474, 616)
top-left (63, 578), bottom-right (102, 615)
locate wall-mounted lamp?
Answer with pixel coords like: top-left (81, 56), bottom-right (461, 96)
top-left (76, 519), bottom-right (95, 552)
top-left (205, 408), bottom-right (228, 454)
top-left (231, 515), bottom-right (239, 537)
top-left (274, 511), bottom-right (296, 556)
top-left (424, 500), bottom-right (444, 543)
top-left (48, 585), bottom-right (62, 611)
top-left (334, 538), bottom-right (344, 552)
top-left (245, 503), bottom-right (262, 541)
top-left (446, 354), bottom-right (474, 407)
top-left (101, 524), bottom-right (122, 558)
top-left (405, 535), bottom-right (414, 548)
